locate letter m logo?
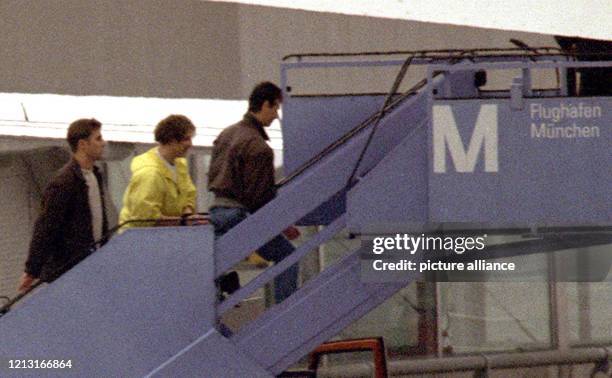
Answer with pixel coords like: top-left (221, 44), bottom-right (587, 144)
top-left (433, 104), bottom-right (498, 173)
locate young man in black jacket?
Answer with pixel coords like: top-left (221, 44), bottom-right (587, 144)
top-left (208, 82), bottom-right (300, 303)
top-left (19, 118), bottom-right (108, 293)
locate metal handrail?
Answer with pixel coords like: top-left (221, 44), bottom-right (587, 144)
top-left (316, 346), bottom-right (611, 377)
top-left (283, 47), bottom-right (566, 61)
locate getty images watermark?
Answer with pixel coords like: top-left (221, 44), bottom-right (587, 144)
top-left (367, 233), bottom-right (516, 274)
top-left (372, 233), bottom-right (487, 255)
top-left (361, 232), bottom-right (612, 282)
top-left (360, 233), bottom-right (522, 283)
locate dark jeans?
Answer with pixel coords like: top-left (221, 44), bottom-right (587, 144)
top-left (209, 206), bottom-right (298, 303)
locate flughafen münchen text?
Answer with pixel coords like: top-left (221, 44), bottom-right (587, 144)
top-left (530, 102), bottom-right (602, 139)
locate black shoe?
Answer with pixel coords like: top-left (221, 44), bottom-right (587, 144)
top-left (216, 271), bottom-right (240, 296)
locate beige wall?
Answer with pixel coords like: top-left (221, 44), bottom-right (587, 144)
top-left (236, 5), bottom-right (558, 95)
top-left (0, 0), bottom-right (242, 98)
top-left (0, 156), bottom-right (35, 298)
top-left (0, 1), bottom-right (557, 100)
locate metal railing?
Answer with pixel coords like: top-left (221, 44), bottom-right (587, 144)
top-left (316, 346), bottom-right (611, 377)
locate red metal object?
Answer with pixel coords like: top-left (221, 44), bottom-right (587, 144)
top-left (308, 337), bottom-right (388, 378)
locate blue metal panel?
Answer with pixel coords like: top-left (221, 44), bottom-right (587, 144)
top-left (283, 95), bottom-right (388, 174)
top-left (280, 90), bottom-right (432, 225)
top-left (0, 227), bottom-right (217, 377)
top-left (147, 329), bottom-right (272, 378)
top-left (282, 66), bottom-right (486, 226)
top-left (346, 120), bottom-right (430, 232)
top-left (429, 97), bottom-right (612, 226)
top-left (437, 70), bottom-right (481, 99)
top-left (348, 96), bottom-right (611, 230)
top-left (282, 95), bottom-right (389, 225)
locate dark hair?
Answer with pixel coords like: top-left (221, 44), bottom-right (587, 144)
top-left (154, 115), bottom-right (196, 144)
top-left (67, 118), bottom-right (102, 152)
top-left (248, 81), bottom-right (282, 113)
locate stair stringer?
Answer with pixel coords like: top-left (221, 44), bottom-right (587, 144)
top-left (235, 246), bottom-right (421, 375)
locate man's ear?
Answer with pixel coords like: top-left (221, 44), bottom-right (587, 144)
top-left (76, 139), bottom-right (85, 150)
top-left (76, 138), bottom-right (88, 152)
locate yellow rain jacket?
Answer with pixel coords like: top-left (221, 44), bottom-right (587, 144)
top-left (119, 147), bottom-right (196, 228)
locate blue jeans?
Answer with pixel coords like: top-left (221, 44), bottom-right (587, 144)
top-left (209, 206), bottom-right (298, 303)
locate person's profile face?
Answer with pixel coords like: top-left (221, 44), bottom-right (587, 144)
top-left (260, 100), bottom-right (281, 127)
top-left (172, 131), bottom-right (194, 157)
top-left (81, 128), bottom-right (106, 160)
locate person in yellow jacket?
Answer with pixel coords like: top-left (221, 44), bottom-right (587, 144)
top-left (119, 114), bottom-right (204, 229)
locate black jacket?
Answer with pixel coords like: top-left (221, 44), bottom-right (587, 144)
top-left (25, 158), bottom-right (108, 282)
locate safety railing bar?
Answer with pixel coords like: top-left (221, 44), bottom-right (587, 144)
top-left (218, 215), bottom-right (346, 314)
top-left (392, 346), bottom-right (611, 374)
top-left (283, 47), bottom-right (565, 61)
top-left (281, 53), bottom-right (573, 71)
top-left (282, 59), bottom-right (417, 70)
top-left (316, 346), bottom-right (611, 376)
top-left (345, 53), bottom-right (416, 188)
top-left (426, 59), bottom-right (612, 73)
top-left (441, 234), bottom-right (612, 264)
top-left (354, 225), bottom-right (612, 237)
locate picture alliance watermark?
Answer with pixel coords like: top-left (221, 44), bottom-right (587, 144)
top-left (363, 233), bottom-right (518, 278)
top-left (361, 232), bottom-right (611, 282)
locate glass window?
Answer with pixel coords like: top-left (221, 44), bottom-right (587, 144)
top-left (319, 231), bottom-right (422, 359)
top-left (566, 244), bottom-right (612, 346)
top-left (438, 281), bottom-right (551, 354)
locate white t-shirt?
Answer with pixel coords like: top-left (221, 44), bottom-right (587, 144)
top-left (157, 149), bottom-right (178, 182)
top-left (81, 168), bottom-right (103, 242)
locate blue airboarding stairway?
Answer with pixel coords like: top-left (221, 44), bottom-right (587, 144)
top-left (1, 49), bottom-right (610, 377)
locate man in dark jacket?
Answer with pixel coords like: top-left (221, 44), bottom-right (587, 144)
top-left (208, 81), bottom-right (299, 303)
top-left (18, 118), bottom-right (108, 292)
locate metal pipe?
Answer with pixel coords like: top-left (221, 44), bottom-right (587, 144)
top-left (316, 347), bottom-right (611, 376)
top-left (282, 47), bottom-right (565, 61)
top-left (393, 347), bottom-right (611, 374)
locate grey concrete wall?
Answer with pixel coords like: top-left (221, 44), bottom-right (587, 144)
top-left (0, 0), bottom-right (242, 98)
top-left (0, 155), bottom-right (35, 298)
top-left (236, 5), bottom-right (558, 95)
top-left (1, 1), bottom-right (557, 100)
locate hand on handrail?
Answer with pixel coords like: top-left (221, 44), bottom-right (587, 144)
top-left (17, 272), bottom-right (39, 294)
top-left (282, 225), bottom-right (301, 241)
top-left (154, 214), bottom-right (209, 227)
